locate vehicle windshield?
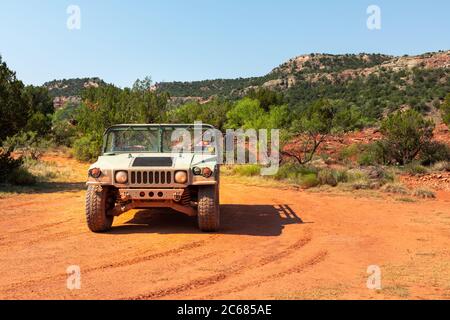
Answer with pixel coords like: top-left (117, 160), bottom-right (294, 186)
top-left (104, 126), bottom-right (217, 154)
top-left (104, 127), bottom-right (159, 153)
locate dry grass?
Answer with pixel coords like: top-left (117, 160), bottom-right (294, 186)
top-left (222, 175), bottom-right (292, 189)
top-left (432, 161), bottom-right (450, 172)
top-left (0, 150), bottom-right (85, 198)
top-left (396, 197), bottom-right (417, 203)
top-left (381, 183), bottom-right (410, 195)
top-left (413, 188), bottom-right (436, 199)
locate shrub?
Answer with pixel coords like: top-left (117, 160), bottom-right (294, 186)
top-left (366, 166), bottom-right (386, 180)
top-left (275, 163), bottom-right (317, 181)
top-left (380, 109), bottom-right (434, 165)
top-left (357, 152), bottom-right (375, 166)
top-left (441, 93), bottom-right (450, 127)
top-left (413, 188), bottom-right (436, 199)
top-left (349, 180), bottom-right (373, 190)
top-left (73, 134), bottom-right (102, 162)
top-left (52, 121), bottom-right (78, 147)
top-left (419, 141), bottom-right (450, 165)
top-left (381, 183), bottom-right (409, 195)
top-left (339, 144), bottom-right (362, 161)
top-left (343, 166), bottom-right (393, 190)
top-left (273, 163), bottom-right (321, 187)
top-left (318, 168), bottom-right (338, 187)
top-left (0, 149), bottom-right (23, 183)
top-left (335, 169), bottom-right (349, 183)
top-left (404, 162), bottom-right (428, 175)
top-left (300, 173), bottom-right (320, 188)
top-left (432, 161), bottom-right (450, 172)
top-left (345, 169), bottom-right (369, 182)
top-left (2, 131), bottom-right (52, 160)
top-left (8, 167), bottom-right (37, 186)
top-left (232, 164), bottom-right (261, 177)
top-left (357, 141), bottom-right (389, 166)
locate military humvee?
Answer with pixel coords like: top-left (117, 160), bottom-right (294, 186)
top-left (85, 124), bottom-right (220, 233)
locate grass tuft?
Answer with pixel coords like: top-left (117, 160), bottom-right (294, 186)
top-left (381, 183), bottom-right (409, 195)
top-left (413, 188), bottom-right (436, 199)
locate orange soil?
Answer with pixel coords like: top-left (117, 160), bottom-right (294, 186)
top-left (0, 155), bottom-right (450, 300)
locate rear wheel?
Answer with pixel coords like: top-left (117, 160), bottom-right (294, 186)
top-left (85, 185), bottom-right (114, 233)
top-left (197, 185), bottom-right (220, 232)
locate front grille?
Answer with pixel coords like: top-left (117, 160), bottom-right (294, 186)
top-left (130, 170), bottom-right (173, 185)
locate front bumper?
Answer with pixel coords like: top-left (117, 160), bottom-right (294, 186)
top-left (119, 188), bottom-right (185, 201)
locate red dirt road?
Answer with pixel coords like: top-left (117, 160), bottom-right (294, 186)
top-left (1, 156), bottom-right (450, 300)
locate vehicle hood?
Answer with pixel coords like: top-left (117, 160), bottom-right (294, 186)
top-left (90, 153), bottom-right (218, 171)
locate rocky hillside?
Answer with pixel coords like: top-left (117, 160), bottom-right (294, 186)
top-left (154, 50), bottom-right (449, 101)
top-left (43, 51), bottom-right (449, 113)
top-left (43, 77), bottom-right (106, 97)
top-left (43, 77), bottom-right (106, 109)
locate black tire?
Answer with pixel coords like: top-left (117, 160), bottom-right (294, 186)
top-left (85, 185), bottom-right (114, 233)
top-left (197, 185), bottom-right (220, 232)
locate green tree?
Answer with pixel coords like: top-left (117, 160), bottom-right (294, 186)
top-left (0, 56), bottom-right (27, 142)
top-left (441, 93), bottom-right (450, 127)
top-left (380, 109), bottom-right (434, 165)
top-left (51, 102), bottom-right (79, 146)
top-left (225, 98), bottom-right (289, 130)
top-left (225, 98), bottom-right (266, 129)
top-left (168, 99), bottom-right (231, 130)
top-left (0, 56), bottom-right (54, 142)
top-left (73, 81), bottom-right (170, 160)
top-left (132, 76), bottom-right (153, 92)
top-left (23, 85), bottom-right (54, 136)
top-left (246, 88), bottom-right (284, 112)
top-left (282, 99), bottom-right (337, 164)
top-left (332, 103), bottom-right (369, 132)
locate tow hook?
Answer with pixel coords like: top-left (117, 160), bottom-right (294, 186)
top-left (173, 192), bottom-right (182, 202)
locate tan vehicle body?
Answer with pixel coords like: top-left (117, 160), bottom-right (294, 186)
top-left (85, 124), bottom-right (220, 232)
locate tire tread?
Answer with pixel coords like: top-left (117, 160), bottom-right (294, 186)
top-left (197, 185), bottom-right (220, 232)
top-left (85, 185), bottom-right (113, 232)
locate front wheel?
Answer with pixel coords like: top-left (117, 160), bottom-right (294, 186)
top-left (85, 185), bottom-right (114, 233)
top-left (197, 185), bottom-right (220, 232)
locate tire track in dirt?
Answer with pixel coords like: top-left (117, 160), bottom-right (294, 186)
top-left (6, 219), bottom-right (74, 234)
top-left (1, 219), bottom-right (78, 247)
top-left (128, 231), bottom-right (313, 300)
top-left (83, 237), bottom-right (216, 273)
top-left (0, 230), bottom-right (74, 248)
top-left (0, 238), bottom-right (214, 295)
top-left (204, 250), bottom-right (328, 299)
top-left (25, 231), bottom-right (74, 245)
top-left (257, 230), bottom-right (312, 266)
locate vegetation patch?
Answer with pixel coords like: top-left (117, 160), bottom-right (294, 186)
top-left (432, 161), bottom-right (450, 172)
top-left (317, 169), bottom-right (338, 187)
top-left (381, 183), bottom-right (410, 195)
top-left (404, 162), bottom-right (429, 176)
top-left (230, 164), bottom-right (261, 177)
top-left (413, 188), bottom-right (436, 199)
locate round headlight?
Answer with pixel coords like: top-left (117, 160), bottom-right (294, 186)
top-left (115, 171), bottom-right (128, 184)
top-left (192, 167), bottom-right (202, 175)
top-left (202, 167), bottom-right (213, 178)
top-left (89, 168), bottom-right (102, 179)
top-left (174, 171), bottom-right (188, 184)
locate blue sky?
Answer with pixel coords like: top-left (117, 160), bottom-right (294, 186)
top-left (0, 0), bottom-right (449, 87)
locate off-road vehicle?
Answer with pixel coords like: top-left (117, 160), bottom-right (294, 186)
top-left (85, 124), bottom-right (220, 233)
